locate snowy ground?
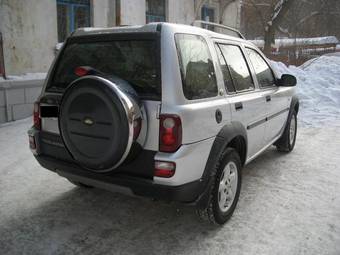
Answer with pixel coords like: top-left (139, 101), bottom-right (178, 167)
top-left (1, 55), bottom-right (340, 255)
top-left (1, 118), bottom-right (340, 255)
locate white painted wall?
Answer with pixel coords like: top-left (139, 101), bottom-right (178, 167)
top-left (221, 1), bottom-right (240, 28)
top-left (93, 0), bottom-right (110, 27)
top-left (168, 0), bottom-right (195, 24)
top-left (0, 0), bottom-right (58, 75)
top-left (120, 0), bottom-right (146, 25)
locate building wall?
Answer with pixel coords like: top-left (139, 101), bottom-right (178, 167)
top-left (221, 1), bottom-right (241, 29)
top-left (168, 0), bottom-right (195, 24)
top-left (120, 0), bottom-right (146, 25)
top-left (92, 0), bottom-right (116, 27)
top-left (0, 0), bottom-right (58, 76)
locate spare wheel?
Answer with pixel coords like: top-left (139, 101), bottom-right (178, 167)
top-left (59, 76), bottom-right (141, 172)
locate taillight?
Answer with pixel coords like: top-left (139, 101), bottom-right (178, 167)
top-left (133, 118), bottom-right (142, 140)
top-left (33, 102), bottom-right (41, 130)
top-left (159, 114), bottom-right (182, 152)
top-left (154, 161), bottom-right (176, 178)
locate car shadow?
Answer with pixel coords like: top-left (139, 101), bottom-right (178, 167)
top-left (1, 147), bottom-right (291, 255)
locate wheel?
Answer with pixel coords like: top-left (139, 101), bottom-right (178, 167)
top-left (68, 179), bottom-right (93, 188)
top-left (276, 110), bottom-right (297, 152)
top-left (197, 148), bottom-right (242, 225)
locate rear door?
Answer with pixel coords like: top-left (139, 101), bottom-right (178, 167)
top-left (42, 33), bottom-right (162, 151)
top-left (245, 47), bottom-right (290, 145)
top-left (215, 42), bottom-right (267, 159)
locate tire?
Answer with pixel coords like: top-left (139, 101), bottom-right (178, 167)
top-left (276, 110), bottom-right (297, 152)
top-left (197, 148), bottom-right (242, 225)
top-left (68, 179), bottom-right (93, 188)
top-left (59, 76), bottom-right (142, 172)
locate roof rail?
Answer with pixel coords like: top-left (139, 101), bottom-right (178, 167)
top-left (192, 20), bottom-right (245, 39)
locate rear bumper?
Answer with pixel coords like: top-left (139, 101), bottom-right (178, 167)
top-left (35, 155), bottom-right (203, 203)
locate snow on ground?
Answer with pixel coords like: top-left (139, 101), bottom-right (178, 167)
top-left (1, 118), bottom-right (340, 255)
top-left (270, 55), bottom-right (340, 127)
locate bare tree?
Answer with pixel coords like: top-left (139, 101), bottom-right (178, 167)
top-left (263, 0), bottom-right (295, 54)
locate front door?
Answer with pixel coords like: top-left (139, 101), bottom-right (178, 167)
top-left (215, 43), bottom-right (267, 159)
top-left (245, 47), bottom-right (290, 144)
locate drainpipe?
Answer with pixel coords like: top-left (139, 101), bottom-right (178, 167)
top-left (116, 0), bottom-right (121, 26)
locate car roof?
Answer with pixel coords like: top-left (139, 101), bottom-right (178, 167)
top-left (71, 22), bottom-right (254, 45)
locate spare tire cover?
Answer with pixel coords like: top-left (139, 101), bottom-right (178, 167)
top-left (59, 76), bottom-right (136, 172)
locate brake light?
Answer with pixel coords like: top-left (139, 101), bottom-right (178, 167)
top-left (154, 161), bottom-right (176, 178)
top-left (74, 66), bottom-right (90, 77)
top-left (33, 102), bottom-right (41, 130)
top-left (159, 114), bottom-right (182, 152)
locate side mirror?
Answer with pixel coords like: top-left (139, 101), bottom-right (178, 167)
top-left (277, 74), bottom-right (297, 87)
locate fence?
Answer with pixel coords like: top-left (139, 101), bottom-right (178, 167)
top-left (251, 36), bottom-right (339, 66)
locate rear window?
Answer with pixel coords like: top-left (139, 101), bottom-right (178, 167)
top-left (48, 39), bottom-right (160, 100)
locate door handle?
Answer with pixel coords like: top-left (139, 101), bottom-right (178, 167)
top-left (266, 95), bottom-right (271, 102)
top-left (235, 102), bottom-right (243, 111)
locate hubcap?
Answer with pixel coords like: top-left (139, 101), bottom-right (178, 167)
top-left (218, 162), bottom-right (238, 212)
top-left (289, 114), bottom-right (296, 146)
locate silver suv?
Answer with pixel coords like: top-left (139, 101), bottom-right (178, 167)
top-left (28, 22), bottom-right (299, 225)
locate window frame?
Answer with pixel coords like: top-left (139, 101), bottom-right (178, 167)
top-left (216, 42), bottom-right (255, 94)
top-left (245, 46), bottom-right (278, 89)
top-left (57, 0), bottom-right (91, 42)
top-left (174, 33), bottom-right (219, 101)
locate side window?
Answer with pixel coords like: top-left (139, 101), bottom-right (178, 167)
top-left (246, 48), bottom-right (275, 88)
top-left (175, 34), bottom-right (218, 100)
top-left (218, 44), bottom-right (254, 92)
top-left (215, 45), bottom-right (235, 93)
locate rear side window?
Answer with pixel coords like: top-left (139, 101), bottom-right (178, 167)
top-left (218, 44), bottom-right (254, 92)
top-left (246, 48), bottom-right (275, 88)
top-left (49, 39), bottom-right (160, 100)
top-left (175, 34), bottom-right (218, 100)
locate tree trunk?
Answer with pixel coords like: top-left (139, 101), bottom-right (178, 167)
top-left (263, 0), bottom-right (295, 55)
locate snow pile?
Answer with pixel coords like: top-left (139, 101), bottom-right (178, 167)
top-left (0, 72), bottom-right (46, 82)
top-left (270, 55), bottom-right (340, 127)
